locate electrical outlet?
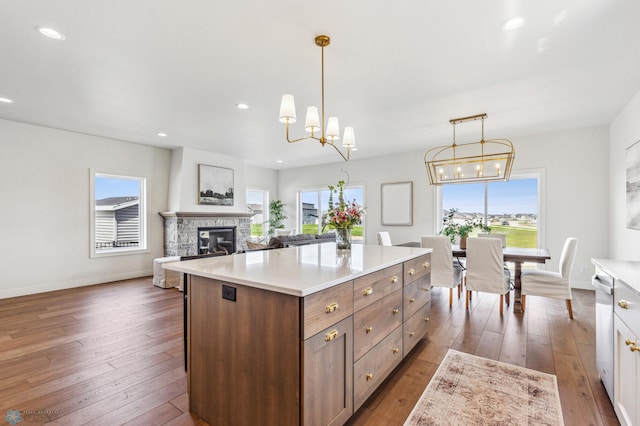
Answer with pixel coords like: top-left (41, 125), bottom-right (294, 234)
top-left (222, 285), bottom-right (236, 301)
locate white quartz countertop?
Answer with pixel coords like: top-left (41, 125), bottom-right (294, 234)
top-left (164, 243), bottom-right (431, 296)
top-left (592, 258), bottom-right (640, 296)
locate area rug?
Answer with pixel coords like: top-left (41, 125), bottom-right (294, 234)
top-left (404, 349), bottom-right (564, 425)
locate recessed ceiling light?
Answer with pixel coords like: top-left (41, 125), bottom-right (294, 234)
top-left (0, 97), bottom-right (14, 104)
top-left (157, 132), bottom-right (168, 137)
top-left (236, 103), bottom-right (249, 110)
top-left (35, 26), bottom-right (66, 40)
top-left (276, 160), bottom-right (283, 164)
top-left (501, 17), bottom-right (525, 31)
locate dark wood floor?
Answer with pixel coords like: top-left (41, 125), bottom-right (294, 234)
top-left (0, 278), bottom-right (618, 425)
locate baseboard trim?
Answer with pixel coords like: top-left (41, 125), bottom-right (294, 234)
top-left (0, 269), bottom-right (153, 299)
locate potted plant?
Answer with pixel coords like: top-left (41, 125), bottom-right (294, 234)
top-left (266, 200), bottom-right (287, 238)
top-left (441, 208), bottom-right (490, 248)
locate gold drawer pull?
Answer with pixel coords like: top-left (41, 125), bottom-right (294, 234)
top-left (632, 344), bottom-right (639, 353)
top-left (627, 340), bottom-right (640, 352)
top-left (391, 276), bottom-right (398, 283)
top-left (423, 262), bottom-right (430, 269)
top-left (325, 329), bottom-right (339, 342)
top-left (408, 268), bottom-right (415, 275)
top-left (366, 326), bottom-right (373, 334)
top-left (325, 302), bottom-right (339, 313)
top-left (423, 287), bottom-right (430, 292)
top-left (366, 373), bottom-right (374, 381)
top-left (626, 339), bottom-right (634, 346)
top-left (409, 298), bottom-right (416, 303)
top-left (392, 308), bottom-right (399, 315)
top-left (618, 300), bottom-right (629, 309)
top-left (423, 317), bottom-right (430, 322)
top-left (409, 332), bottom-right (415, 337)
top-left (363, 287), bottom-right (373, 296)
top-left (392, 347), bottom-right (399, 354)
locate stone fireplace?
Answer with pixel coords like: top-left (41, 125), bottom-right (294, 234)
top-left (159, 212), bottom-right (253, 257)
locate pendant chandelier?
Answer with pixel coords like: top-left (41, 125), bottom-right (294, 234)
top-left (424, 113), bottom-right (515, 185)
top-left (278, 35), bottom-right (355, 162)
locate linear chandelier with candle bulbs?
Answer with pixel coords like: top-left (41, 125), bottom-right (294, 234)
top-left (279, 35), bottom-right (355, 162)
top-left (424, 113), bottom-right (515, 185)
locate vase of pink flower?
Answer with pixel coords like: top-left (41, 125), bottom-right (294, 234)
top-left (322, 180), bottom-right (365, 250)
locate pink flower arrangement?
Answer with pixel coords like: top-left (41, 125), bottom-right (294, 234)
top-left (322, 180), bottom-right (365, 230)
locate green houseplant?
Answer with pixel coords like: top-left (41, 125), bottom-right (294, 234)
top-left (266, 200), bottom-right (287, 238)
top-left (441, 208), bottom-right (490, 248)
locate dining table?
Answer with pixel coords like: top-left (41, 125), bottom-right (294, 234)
top-left (397, 242), bottom-right (551, 313)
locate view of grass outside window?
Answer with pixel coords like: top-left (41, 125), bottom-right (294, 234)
top-left (442, 178), bottom-right (538, 248)
top-left (246, 189), bottom-right (268, 239)
top-left (300, 185), bottom-right (365, 242)
top-left (93, 173), bottom-right (146, 256)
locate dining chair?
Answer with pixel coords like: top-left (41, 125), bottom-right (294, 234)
top-left (478, 232), bottom-right (506, 247)
top-left (521, 237), bottom-right (578, 319)
top-left (464, 237), bottom-right (511, 315)
top-left (377, 231), bottom-right (392, 246)
top-left (421, 235), bottom-right (463, 307)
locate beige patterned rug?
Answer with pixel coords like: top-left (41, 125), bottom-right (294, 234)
top-left (404, 349), bottom-right (564, 426)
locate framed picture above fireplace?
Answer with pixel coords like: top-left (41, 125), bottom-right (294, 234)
top-left (198, 164), bottom-right (234, 206)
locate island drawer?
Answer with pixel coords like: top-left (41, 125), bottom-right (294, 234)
top-left (404, 303), bottom-right (430, 355)
top-left (403, 277), bottom-right (431, 321)
top-left (404, 254), bottom-right (431, 285)
top-left (353, 264), bottom-right (403, 311)
top-left (615, 279), bottom-right (640, 334)
top-left (353, 325), bottom-right (403, 410)
top-left (353, 289), bottom-right (402, 361)
top-left (303, 280), bottom-right (354, 339)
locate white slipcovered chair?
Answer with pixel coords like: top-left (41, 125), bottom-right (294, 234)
top-left (377, 231), bottom-right (392, 246)
top-left (465, 237), bottom-right (511, 315)
top-left (521, 237), bottom-right (578, 319)
top-left (421, 235), bottom-right (462, 307)
top-left (478, 232), bottom-right (506, 247)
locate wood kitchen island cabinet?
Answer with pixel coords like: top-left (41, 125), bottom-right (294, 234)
top-left (165, 243), bottom-right (431, 426)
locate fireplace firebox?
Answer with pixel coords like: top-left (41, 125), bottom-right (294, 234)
top-left (198, 226), bottom-right (236, 256)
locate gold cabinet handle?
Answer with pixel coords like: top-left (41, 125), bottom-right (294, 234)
top-left (423, 317), bottom-right (430, 322)
top-left (631, 344), bottom-right (639, 353)
top-left (423, 287), bottom-right (430, 292)
top-left (391, 276), bottom-right (398, 283)
top-left (363, 287), bottom-right (373, 296)
top-left (366, 373), bottom-right (373, 381)
top-left (423, 262), bottom-right (430, 269)
top-left (366, 326), bottom-right (373, 334)
top-left (618, 300), bottom-right (629, 309)
top-left (325, 302), bottom-right (339, 313)
top-left (392, 347), bottom-right (399, 354)
top-left (626, 339), bottom-right (635, 346)
top-left (408, 268), bottom-right (415, 275)
top-left (325, 329), bottom-right (339, 342)
top-left (409, 332), bottom-right (415, 337)
top-left (409, 298), bottom-right (416, 303)
top-left (392, 308), bottom-right (399, 315)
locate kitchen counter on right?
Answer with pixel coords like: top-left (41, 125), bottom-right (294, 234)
top-left (592, 258), bottom-right (640, 295)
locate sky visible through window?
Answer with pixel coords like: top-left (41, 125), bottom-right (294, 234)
top-left (443, 179), bottom-right (537, 214)
top-left (95, 177), bottom-right (140, 200)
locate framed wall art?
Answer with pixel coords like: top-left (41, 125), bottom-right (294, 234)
top-left (381, 181), bottom-right (413, 226)
top-left (626, 140), bottom-right (640, 229)
top-left (198, 164), bottom-right (234, 206)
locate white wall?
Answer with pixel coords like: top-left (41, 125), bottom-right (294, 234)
top-left (609, 89), bottom-right (640, 260)
top-left (278, 126), bottom-right (609, 289)
top-left (0, 119), bottom-right (171, 298)
top-left (167, 147), bottom-right (248, 213)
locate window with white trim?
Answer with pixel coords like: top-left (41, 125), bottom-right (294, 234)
top-left (91, 172), bottom-right (147, 257)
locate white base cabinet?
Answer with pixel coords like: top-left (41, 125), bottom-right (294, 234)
top-left (613, 315), bottom-right (639, 425)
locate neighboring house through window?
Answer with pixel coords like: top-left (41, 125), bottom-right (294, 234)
top-left (91, 172), bottom-right (147, 257)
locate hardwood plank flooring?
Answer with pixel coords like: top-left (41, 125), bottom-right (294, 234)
top-left (0, 277), bottom-right (617, 425)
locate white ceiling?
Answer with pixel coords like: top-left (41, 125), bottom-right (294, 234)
top-left (2, 0), bottom-right (640, 169)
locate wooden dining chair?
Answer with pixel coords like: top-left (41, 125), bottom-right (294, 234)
top-left (465, 237), bottom-right (511, 315)
top-left (521, 237), bottom-right (578, 319)
top-left (421, 235), bottom-right (463, 307)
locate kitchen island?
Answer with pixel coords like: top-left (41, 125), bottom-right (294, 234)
top-left (165, 243), bottom-right (432, 426)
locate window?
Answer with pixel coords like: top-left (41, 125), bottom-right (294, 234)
top-left (91, 172), bottom-right (147, 257)
top-left (440, 174), bottom-right (540, 248)
top-left (299, 184), bottom-right (365, 243)
top-left (246, 189), bottom-right (268, 240)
